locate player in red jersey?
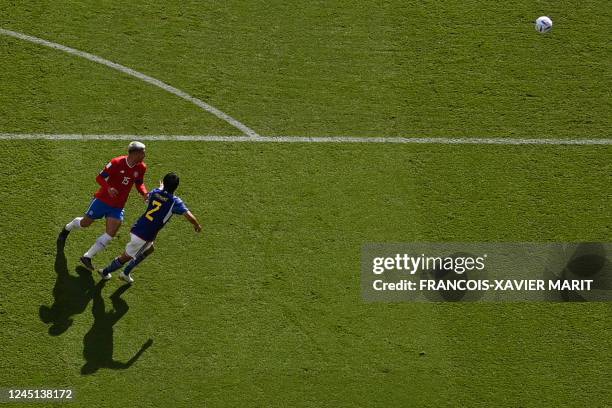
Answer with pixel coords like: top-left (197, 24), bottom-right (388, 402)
top-left (58, 141), bottom-right (149, 271)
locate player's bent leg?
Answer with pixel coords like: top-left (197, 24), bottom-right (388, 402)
top-left (58, 215), bottom-right (95, 242)
top-left (118, 236), bottom-right (151, 284)
top-left (79, 216), bottom-right (95, 228)
top-left (82, 208), bottom-right (123, 267)
top-left (59, 198), bottom-right (103, 245)
top-left (81, 232), bottom-right (114, 271)
top-left (105, 216), bottom-right (122, 237)
top-left (98, 252), bottom-right (132, 281)
top-left (82, 215), bottom-right (122, 268)
top-left (123, 244), bottom-right (154, 277)
top-left (62, 198), bottom-right (102, 239)
top-left (84, 233), bottom-right (114, 258)
top-left (65, 217), bottom-right (84, 231)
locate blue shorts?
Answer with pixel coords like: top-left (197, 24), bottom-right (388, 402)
top-left (84, 198), bottom-right (125, 221)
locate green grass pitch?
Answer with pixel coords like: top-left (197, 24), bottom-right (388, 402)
top-left (0, 1), bottom-right (611, 407)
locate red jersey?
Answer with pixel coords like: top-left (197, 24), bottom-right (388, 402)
top-left (94, 156), bottom-right (147, 208)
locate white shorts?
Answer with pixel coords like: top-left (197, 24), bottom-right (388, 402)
top-left (125, 233), bottom-right (153, 258)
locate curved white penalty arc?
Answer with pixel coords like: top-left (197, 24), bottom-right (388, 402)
top-left (0, 28), bottom-right (261, 139)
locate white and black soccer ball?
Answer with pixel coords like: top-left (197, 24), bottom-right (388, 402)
top-left (535, 16), bottom-right (553, 33)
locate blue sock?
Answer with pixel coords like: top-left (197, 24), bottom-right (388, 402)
top-left (123, 260), bottom-right (136, 275)
top-left (124, 246), bottom-right (154, 275)
top-left (123, 257), bottom-right (142, 275)
top-left (103, 258), bottom-right (124, 275)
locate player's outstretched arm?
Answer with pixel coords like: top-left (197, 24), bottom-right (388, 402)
top-left (184, 211), bottom-right (202, 233)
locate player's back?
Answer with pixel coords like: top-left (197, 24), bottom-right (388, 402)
top-left (131, 188), bottom-right (188, 242)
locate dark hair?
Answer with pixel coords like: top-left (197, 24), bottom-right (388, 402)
top-left (163, 172), bottom-right (180, 194)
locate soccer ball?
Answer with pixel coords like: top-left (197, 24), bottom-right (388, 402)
top-left (535, 16), bottom-right (553, 33)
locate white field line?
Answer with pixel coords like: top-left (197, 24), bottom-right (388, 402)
top-left (0, 28), bottom-right (261, 139)
top-left (0, 133), bottom-right (611, 145)
top-left (2, 29), bottom-right (609, 147)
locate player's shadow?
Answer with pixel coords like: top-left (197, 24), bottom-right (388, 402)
top-left (39, 241), bottom-right (95, 336)
top-left (559, 242), bottom-right (611, 302)
top-left (543, 242), bottom-right (612, 302)
top-left (81, 282), bottom-right (153, 375)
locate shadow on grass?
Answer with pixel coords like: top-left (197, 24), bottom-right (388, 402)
top-left (559, 242), bottom-right (611, 302)
top-left (39, 240), bottom-right (95, 336)
top-left (81, 282), bottom-right (153, 375)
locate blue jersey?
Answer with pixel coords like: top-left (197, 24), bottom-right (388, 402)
top-left (131, 188), bottom-right (189, 241)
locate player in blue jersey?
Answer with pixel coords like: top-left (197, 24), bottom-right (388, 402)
top-left (97, 172), bottom-right (202, 283)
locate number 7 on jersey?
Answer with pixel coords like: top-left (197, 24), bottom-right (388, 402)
top-left (145, 200), bottom-right (162, 221)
